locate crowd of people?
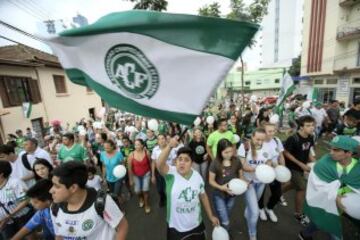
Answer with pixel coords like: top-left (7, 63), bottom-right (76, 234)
top-left (0, 94), bottom-right (359, 240)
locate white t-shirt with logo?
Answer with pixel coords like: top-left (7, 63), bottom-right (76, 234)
top-left (237, 143), bottom-right (272, 182)
top-left (165, 166), bottom-right (205, 232)
top-left (0, 178), bottom-right (29, 221)
top-left (51, 189), bottom-right (124, 240)
top-left (263, 137), bottom-right (284, 165)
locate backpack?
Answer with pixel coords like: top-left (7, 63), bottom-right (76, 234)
top-left (51, 189), bottom-right (120, 219)
top-left (21, 153), bottom-right (32, 171)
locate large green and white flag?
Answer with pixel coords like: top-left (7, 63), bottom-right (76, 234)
top-left (307, 87), bottom-right (319, 102)
top-left (45, 11), bottom-right (258, 125)
top-left (304, 154), bottom-right (360, 238)
top-left (275, 73), bottom-right (295, 107)
top-left (22, 102), bottom-right (32, 118)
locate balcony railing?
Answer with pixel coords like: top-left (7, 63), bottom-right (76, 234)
top-left (334, 52), bottom-right (360, 72)
top-left (337, 20), bottom-right (360, 40)
top-left (339, 0), bottom-right (359, 7)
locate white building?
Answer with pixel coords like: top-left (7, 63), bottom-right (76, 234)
top-left (261, 0), bottom-right (304, 68)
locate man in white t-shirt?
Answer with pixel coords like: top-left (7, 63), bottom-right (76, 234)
top-left (50, 161), bottom-right (128, 240)
top-left (151, 134), bottom-right (177, 207)
top-left (156, 136), bottom-right (219, 240)
top-left (21, 138), bottom-right (52, 165)
top-left (0, 144), bottom-right (35, 187)
top-left (311, 102), bottom-right (329, 138)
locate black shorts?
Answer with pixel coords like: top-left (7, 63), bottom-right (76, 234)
top-left (167, 222), bottom-right (206, 240)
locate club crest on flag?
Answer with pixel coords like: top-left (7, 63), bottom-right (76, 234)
top-left (105, 44), bottom-right (159, 99)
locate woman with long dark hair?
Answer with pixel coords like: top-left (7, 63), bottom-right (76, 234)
top-left (128, 139), bottom-right (152, 214)
top-left (33, 158), bottom-right (53, 180)
top-left (209, 139), bottom-right (243, 233)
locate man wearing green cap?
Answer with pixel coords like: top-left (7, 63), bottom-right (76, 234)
top-left (299, 135), bottom-right (360, 240)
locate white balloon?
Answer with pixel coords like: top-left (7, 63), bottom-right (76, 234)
top-left (193, 117), bottom-right (201, 126)
top-left (148, 119), bottom-right (159, 131)
top-left (79, 129), bottom-right (87, 136)
top-left (93, 121), bottom-right (103, 129)
top-left (97, 107), bottom-right (106, 118)
top-left (77, 125), bottom-right (85, 132)
top-left (113, 165), bottom-right (127, 179)
top-left (274, 165), bottom-right (292, 183)
top-left (228, 178), bottom-right (248, 195)
top-left (141, 121), bottom-right (146, 129)
top-left (302, 101), bottom-right (311, 109)
top-left (212, 226), bottom-right (229, 240)
top-left (342, 192), bottom-right (360, 220)
top-left (233, 134), bottom-right (241, 144)
top-left (255, 164), bottom-right (276, 184)
top-left (269, 114), bottom-right (280, 124)
top-left (206, 116), bottom-right (215, 125)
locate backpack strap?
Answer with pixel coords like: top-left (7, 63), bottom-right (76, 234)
top-left (50, 203), bottom-right (60, 217)
top-left (273, 137), bottom-right (279, 147)
top-left (243, 140), bottom-right (250, 158)
top-left (21, 153), bottom-right (32, 171)
top-left (94, 189), bottom-right (107, 219)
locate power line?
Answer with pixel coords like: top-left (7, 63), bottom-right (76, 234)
top-left (19, 0), bottom-right (51, 20)
top-left (6, 0), bottom-right (44, 21)
top-left (0, 34), bottom-right (23, 45)
top-left (0, 20), bottom-right (44, 42)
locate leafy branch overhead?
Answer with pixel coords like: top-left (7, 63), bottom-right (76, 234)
top-left (198, 0), bottom-right (270, 24)
top-left (129, 0), bottom-right (168, 11)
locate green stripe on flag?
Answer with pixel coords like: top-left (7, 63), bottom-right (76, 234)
top-left (26, 102), bottom-right (32, 118)
top-left (65, 69), bottom-right (197, 125)
top-left (59, 10), bottom-right (259, 61)
top-left (304, 201), bottom-right (342, 238)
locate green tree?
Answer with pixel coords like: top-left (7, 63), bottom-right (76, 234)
top-left (199, 0), bottom-right (270, 108)
top-left (288, 55), bottom-right (301, 77)
top-left (129, 0), bottom-right (168, 11)
top-left (198, 2), bottom-right (221, 17)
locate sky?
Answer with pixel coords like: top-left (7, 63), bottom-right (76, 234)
top-left (0, 0), bottom-right (260, 69)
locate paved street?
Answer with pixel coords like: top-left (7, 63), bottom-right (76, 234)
top-left (123, 184), bottom-right (328, 240)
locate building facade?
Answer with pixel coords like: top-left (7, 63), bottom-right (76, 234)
top-left (261, 0), bottom-right (304, 68)
top-left (223, 68), bottom-right (285, 98)
top-left (0, 44), bottom-right (102, 143)
top-left (300, 0), bottom-right (360, 105)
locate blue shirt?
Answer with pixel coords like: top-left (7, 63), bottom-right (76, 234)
top-left (100, 151), bottom-right (124, 182)
top-left (25, 208), bottom-right (54, 239)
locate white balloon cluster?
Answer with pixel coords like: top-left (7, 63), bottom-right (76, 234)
top-left (274, 165), bottom-right (291, 183)
top-left (255, 164), bottom-right (276, 184)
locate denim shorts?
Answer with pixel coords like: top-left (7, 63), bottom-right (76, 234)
top-left (133, 171), bottom-right (151, 193)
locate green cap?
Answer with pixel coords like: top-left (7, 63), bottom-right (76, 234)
top-left (330, 135), bottom-right (359, 153)
top-left (314, 102), bottom-right (322, 107)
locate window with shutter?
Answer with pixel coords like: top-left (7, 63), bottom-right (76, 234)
top-left (0, 76), bottom-right (37, 107)
top-left (29, 79), bottom-right (42, 103)
top-left (53, 75), bottom-right (67, 93)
